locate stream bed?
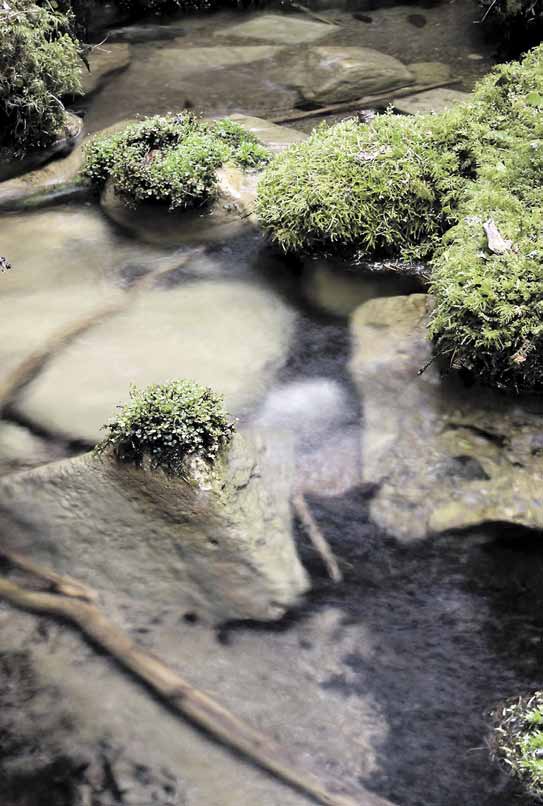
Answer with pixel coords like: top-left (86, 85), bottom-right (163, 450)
top-left (1, 3), bottom-right (542, 806)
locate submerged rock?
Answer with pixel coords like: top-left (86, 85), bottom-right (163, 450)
top-left (287, 47), bottom-right (415, 106)
top-left (406, 61), bottom-right (453, 85)
top-left (0, 422), bottom-right (59, 476)
top-left (14, 282), bottom-right (295, 443)
top-left (0, 433), bottom-right (309, 622)
top-left (393, 87), bottom-right (471, 115)
top-left (215, 14), bottom-right (334, 44)
top-left (78, 43), bottom-right (131, 97)
top-left (350, 294), bottom-right (543, 539)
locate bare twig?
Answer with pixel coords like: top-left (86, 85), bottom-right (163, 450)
top-left (292, 493), bottom-right (343, 583)
top-left (270, 79), bottom-right (462, 124)
top-left (0, 575), bottom-right (361, 806)
top-left (289, 3), bottom-right (340, 26)
top-left (0, 548), bottom-right (97, 602)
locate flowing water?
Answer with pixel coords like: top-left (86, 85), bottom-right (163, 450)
top-left (1, 4), bottom-right (542, 805)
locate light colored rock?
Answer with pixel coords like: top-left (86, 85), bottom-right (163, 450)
top-left (100, 167), bottom-right (258, 245)
top-left (287, 46), bottom-right (415, 105)
top-left (393, 88), bottom-right (471, 115)
top-left (0, 435), bottom-right (309, 623)
top-left (227, 114), bottom-right (307, 153)
top-left (0, 119), bottom-right (135, 211)
top-left (0, 112), bottom-right (82, 182)
top-left (350, 294), bottom-right (543, 540)
top-left (215, 14), bottom-right (334, 44)
top-left (144, 43), bottom-right (281, 76)
top-left (79, 43), bottom-right (131, 96)
top-left (0, 287), bottom-right (123, 388)
top-left (406, 61), bottom-right (452, 85)
top-left (16, 282), bottom-right (295, 443)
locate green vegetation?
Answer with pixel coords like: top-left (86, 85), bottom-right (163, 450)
top-left (256, 44), bottom-right (543, 392)
top-left (95, 380), bottom-right (235, 475)
top-left (429, 45), bottom-right (543, 392)
top-left (256, 106), bottom-right (478, 259)
top-left (0, 0), bottom-right (82, 156)
top-left (494, 692), bottom-right (543, 800)
top-left (82, 113), bottom-right (270, 209)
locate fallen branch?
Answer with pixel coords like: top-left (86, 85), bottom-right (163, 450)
top-left (293, 493), bottom-right (343, 583)
top-left (0, 573), bottom-right (362, 806)
top-left (270, 79), bottom-right (462, 124)
top-left (0, 548), bottom-right (97, 602)
top-left (289, 2), bottom-right (340, 25)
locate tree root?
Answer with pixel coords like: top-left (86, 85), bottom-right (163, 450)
top-left (0, 568), bottom-right (363, 806)
top-left (293, 493), bottom-right (343, 583)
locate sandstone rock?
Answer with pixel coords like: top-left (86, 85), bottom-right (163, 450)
top-left (143, 43), bottom-right (281, 76)
top-left (79, 43), bottom-right (131, 97)
top-left (406, 61), bottom-right (452, 85)
top-left (100, 169), bottom-right (257, 245)
top-left (0, 112), bottom-right (82, 182)
top-left (215, 14), bottom-right (334, 44)
top-left (227, 114), bottom-right (307, 153)
top-left (15, 282), bottom-right (295, 443)
top-left (287, 47), bottom-right (415, 106)
top-left (393, 87), bottom-right (471, 115)
top-left (0, 433), bottom-right (309, 623)
top-left (350, 294), bottom-right (543, 540)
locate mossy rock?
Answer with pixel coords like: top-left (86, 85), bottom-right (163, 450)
top-left (0, 112), bottom-right (82, 183)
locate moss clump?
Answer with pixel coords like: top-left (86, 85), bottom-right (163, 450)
top-left (95, 380), bottom-right (235, 475)
top-left (255, 107), bottom-right (478, 260)
top-left (0, 0), bottom-right (82, 157)
top-left (494, 692), bottom-right (543, 801)
top-left (82, 113), bottom-right (270, 210)
top-left (429, 45), bottom-right (543, 392)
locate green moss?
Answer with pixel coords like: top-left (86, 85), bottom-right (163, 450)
top-left (494, 692), bottom-right (543, 801)
top-left (0, 0), bottom-right (82, 156)
top-left (429, 45), bottom-right (543, 392)
top-left (256, 107), bottom-right (478, 260)
top-left (95, 380), bottom-right (235, 475)
top-left (82, 113), bottom-right (270, 210)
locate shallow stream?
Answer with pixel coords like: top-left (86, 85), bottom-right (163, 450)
top-left (1, 4), bottom-right (542, 805)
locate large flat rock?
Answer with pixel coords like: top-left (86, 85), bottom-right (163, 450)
top-left (393, 88), bottom-right (471, 115)
top-left (215, 14), bottom-right (334, 44)
top-left (287, 46), bottom-right (415, 105)
top-left (228, 113), bottom-right (307, 153)
top-left (0, 435), bottom-right (308, 623)
top-left (350, 294), bottom-right (543, 539)
top-left (15, 281), bottom-right (295, 443)
top-left (145, 43), bottom-right (281, 75)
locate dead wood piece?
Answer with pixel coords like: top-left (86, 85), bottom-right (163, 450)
top-left (0, 548), bottom-right (97, 602)
top-left (270, 79), bottom-right (462, 124)
top-left (0, 574), bottom-right (364, 806)
top-left (483, 218), bottom-right (513, 255)
top-left (293, 493), bottom-right (343, 583)
top-left (289, 2), bottom-right (340, 25)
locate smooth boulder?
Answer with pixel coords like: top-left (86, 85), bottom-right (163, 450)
top-left (393, 88), bottom-right (471, 115)
top-left (287, 47), bottom-right (415, 105)
top-left (14, 282), bottom-right (295, 443)
top-left (0, 434), bottom-right (309, 623)
top-left (350, 294), bottom-right (543, 540)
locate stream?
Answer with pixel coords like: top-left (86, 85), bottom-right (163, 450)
top-left (1, 3), bottom-right (543, 805)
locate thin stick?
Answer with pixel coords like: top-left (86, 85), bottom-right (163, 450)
top-left (0, 577), bottom-right (363, 806)
top-left (0, 548), bottom-right (97, 602)
top-left (293, 493), bottom-right (343, 583)
top-left (270, 79), bottom-right (462, 124)
top-left (289, 2), bottom-right (340, 25)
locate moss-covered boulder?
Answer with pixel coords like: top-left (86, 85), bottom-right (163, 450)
top-left (0, 381), bottom-right (309, 623)
top-left (429, 45), bottom-right (543, 393)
